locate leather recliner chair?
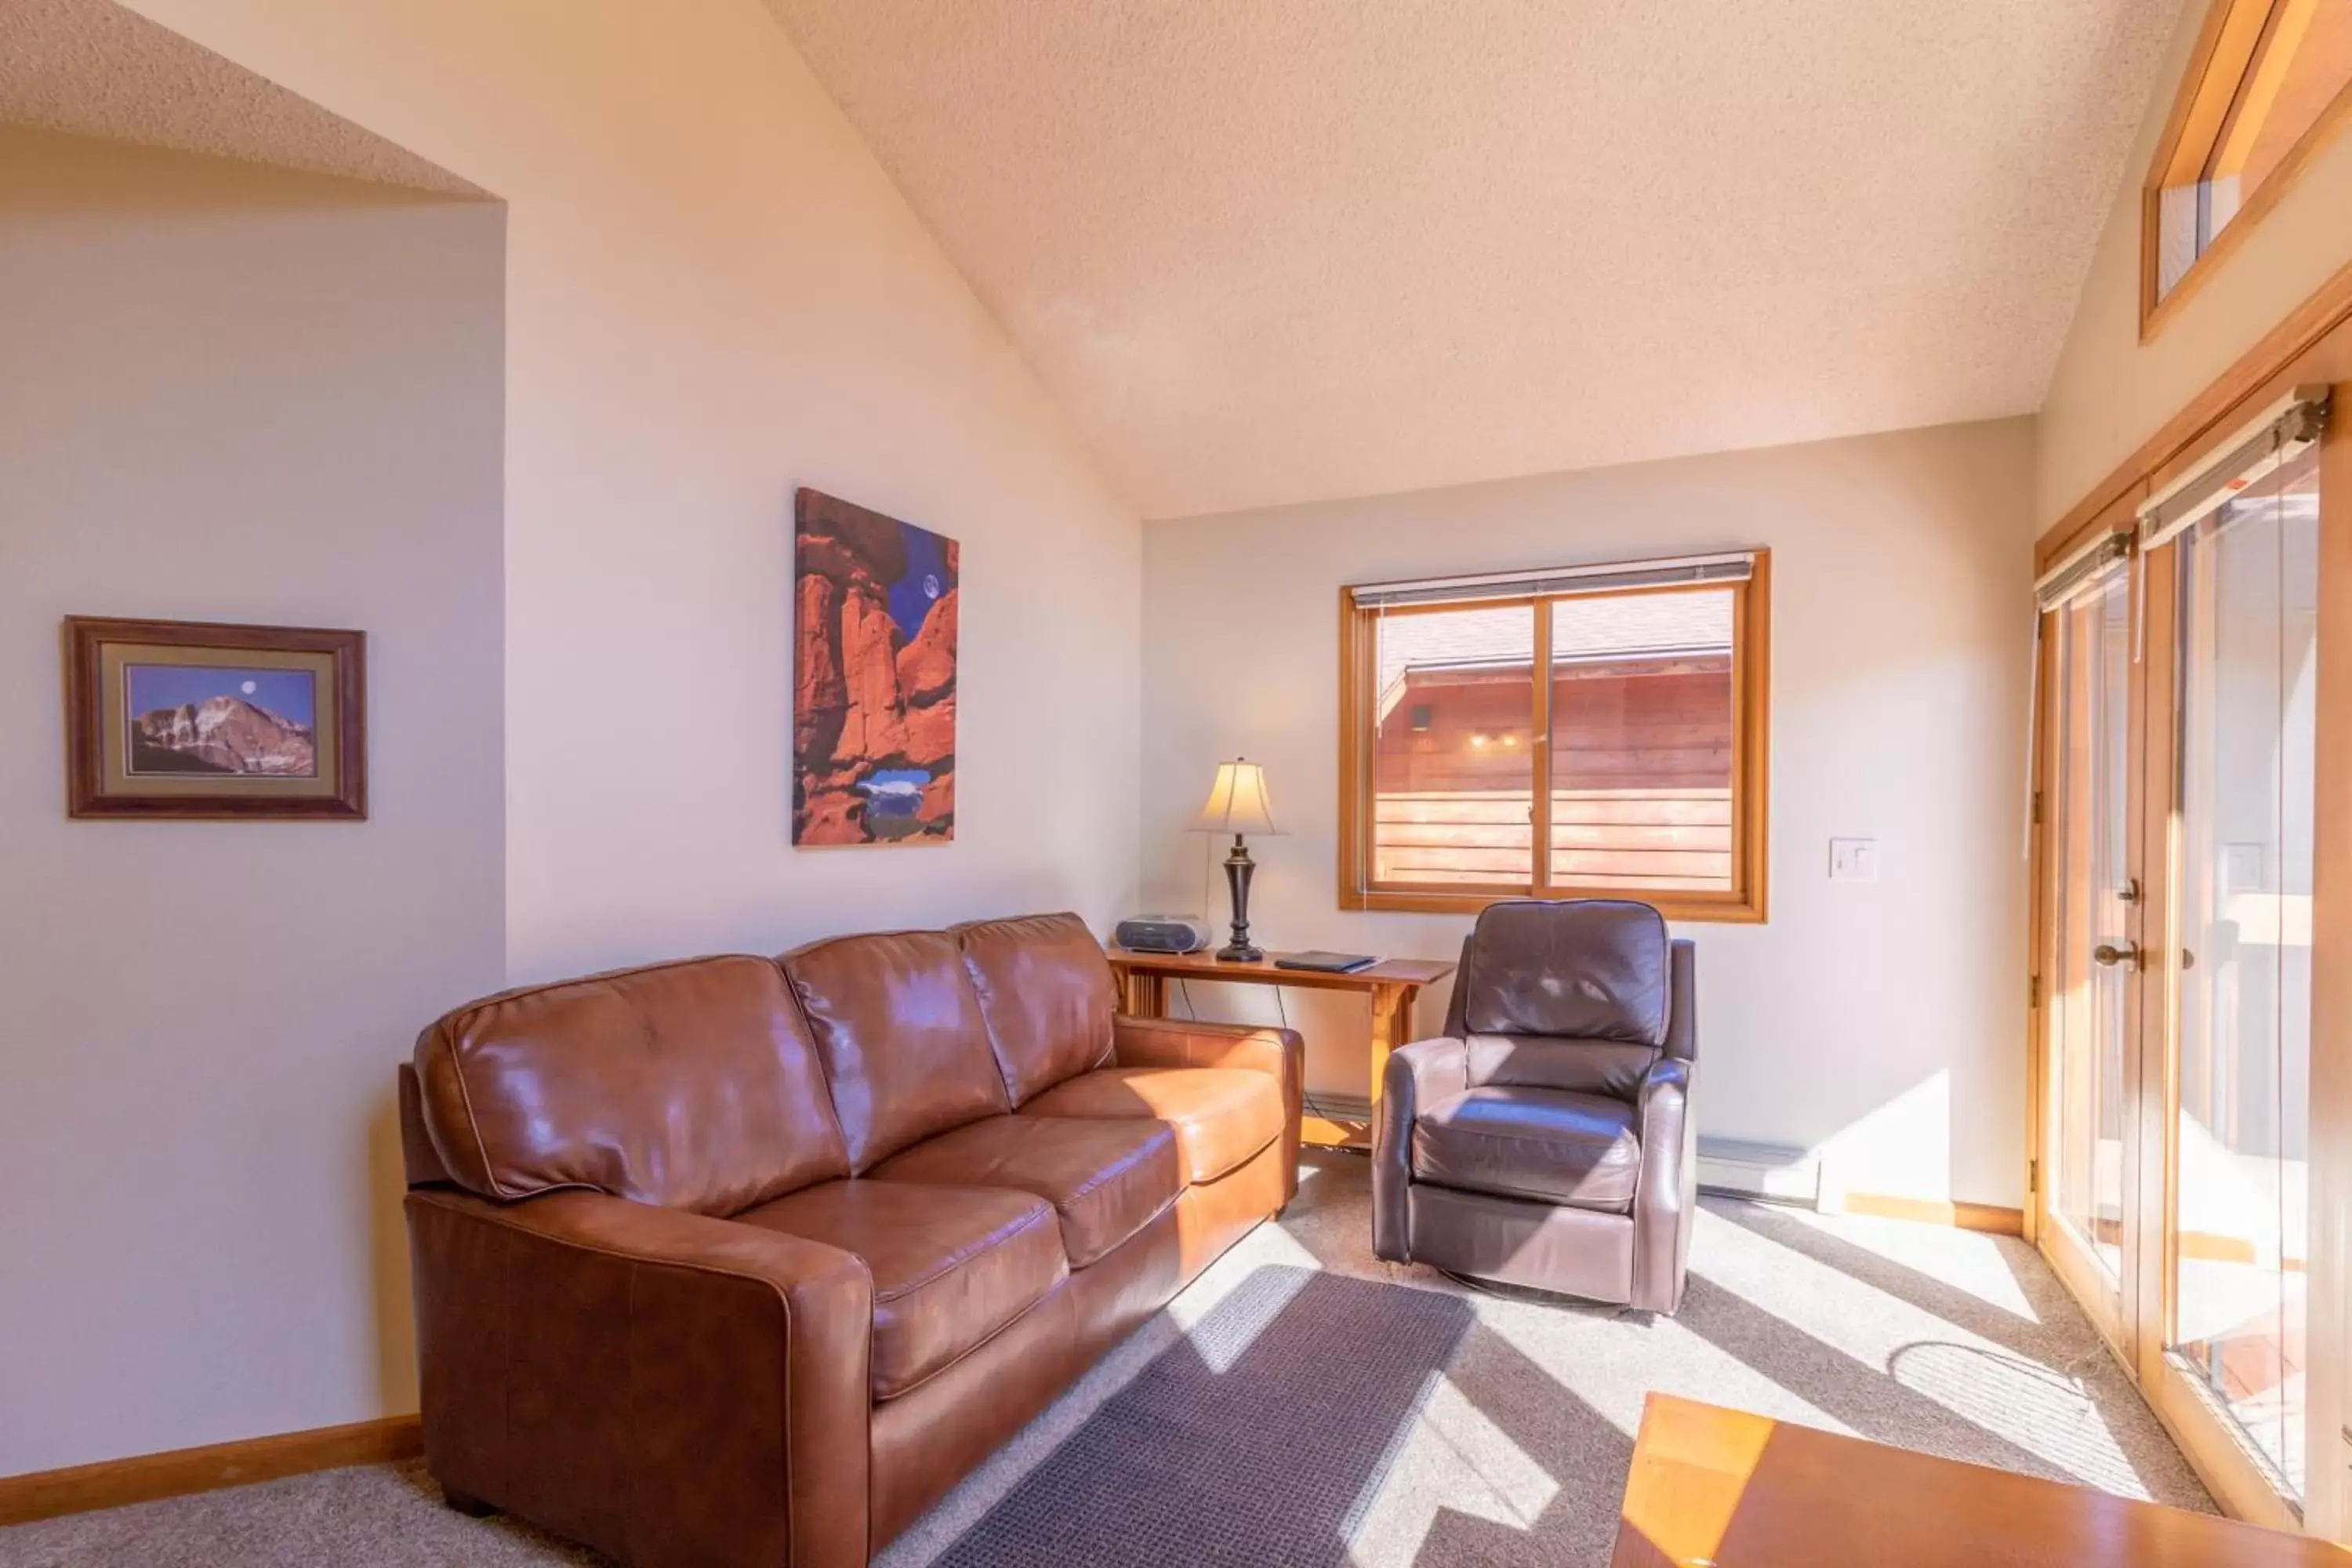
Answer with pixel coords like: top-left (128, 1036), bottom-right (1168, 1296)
top-left (1371, 898), bottom-right (1697, 1312)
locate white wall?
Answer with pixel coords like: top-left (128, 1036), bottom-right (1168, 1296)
top-left (1142, 419), bottom-right (2039, 1208)
top-left (0, 129), bottom-right (506, 1474)
top-left (117, 0), bottom-right (1145, 980)
top-left (4, 0), bottom-right (1142, 1476)
top-left (2038, 2), bottom-right (2352, 524)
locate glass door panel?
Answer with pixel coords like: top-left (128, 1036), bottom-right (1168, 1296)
top-left (2046, 561), bottom-right (2136, 1314)
top-left (2168, 443), bottom-right (2318, 1500)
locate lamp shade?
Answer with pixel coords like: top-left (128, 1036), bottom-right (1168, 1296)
top-left (1191, 758), bottom-right (1283, 837)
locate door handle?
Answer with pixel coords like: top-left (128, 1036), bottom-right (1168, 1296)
top-left (2092, 942), bottom-right (2140, 970)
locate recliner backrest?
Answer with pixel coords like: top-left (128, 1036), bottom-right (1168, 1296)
top-left (1446, 900), bottom-right (1679, 1098)
top-left (411, 955), bottom-right (851, 1214)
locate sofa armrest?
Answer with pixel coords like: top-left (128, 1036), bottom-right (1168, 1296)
top-left (405, 1187), bottom-right (873, 1568)
top-left (1630, 1056), bottom-right (1696, 1313)
top-left (1111, 1014), bottom-right (1305, 1201)
top-left (1372, 1037), bottom-right (1468, 1261)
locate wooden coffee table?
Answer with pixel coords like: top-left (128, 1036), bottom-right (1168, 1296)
top-left (1612, 1393), bottom-right (2343, 1566)
top-left (1105, 946), bottom-right (1454, 1149)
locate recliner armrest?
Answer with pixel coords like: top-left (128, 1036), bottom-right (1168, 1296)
top-left (405, 1187), bottom-right (873, 1568)
top-left (1110, 1014), bottom-right (1304, 1201)
top-left (1371, 1037), bottom-right (1468, 1261)
top-left (1630, 1054), bottom-right (1697, 1313)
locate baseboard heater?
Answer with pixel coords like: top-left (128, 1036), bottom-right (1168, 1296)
top-left (1304, 1091), bottom-right (1373, 1127)
top-left (1696, 1138), bottom-right (1820, 1209)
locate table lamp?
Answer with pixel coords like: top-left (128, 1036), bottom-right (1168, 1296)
top-left (1191, 758), bottom-right (1284, 962)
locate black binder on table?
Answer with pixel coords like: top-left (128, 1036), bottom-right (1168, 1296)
top-left (1273, 951), bottom-right (1378, 974)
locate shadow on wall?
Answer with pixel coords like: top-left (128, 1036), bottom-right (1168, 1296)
top-left (1164, 965), bottom-right (1978, 1208)
top-left (366, 1093), bottom-right (418, 1414)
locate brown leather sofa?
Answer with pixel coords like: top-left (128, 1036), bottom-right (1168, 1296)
top-left (397, 911), bottom-right (1301, 1567)
top-left (1370, 899), bottom-right (1696, 1312)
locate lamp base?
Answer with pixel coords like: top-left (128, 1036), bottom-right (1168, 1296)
top-left (1218, 835), bottom-right (1262, 964)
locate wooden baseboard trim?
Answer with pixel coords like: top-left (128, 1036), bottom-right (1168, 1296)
top-left (1835, 1192), bottom-right (2027, 1236)
top-left (0, 1414), bottom-right (422, 1526)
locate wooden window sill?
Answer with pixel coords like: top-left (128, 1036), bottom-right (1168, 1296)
top-left (1339, 884), bottom-right (1766, 924)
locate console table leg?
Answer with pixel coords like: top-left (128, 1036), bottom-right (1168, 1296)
top-left (1366, 983), bottom-right (1417, 1121)
top-left (1124, 971), bottom-right (1168, 1017)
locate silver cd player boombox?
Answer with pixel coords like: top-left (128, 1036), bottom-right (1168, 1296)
top-left (1113, 913), bottom-right (1211, 954)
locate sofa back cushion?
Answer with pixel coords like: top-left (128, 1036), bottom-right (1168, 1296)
top-left (412, 955), bottom-right (850, 1214)
top-left (781, 929), bottom-right (1010, 1171)
top-left (954, 913), bottom-right (1116, 1105)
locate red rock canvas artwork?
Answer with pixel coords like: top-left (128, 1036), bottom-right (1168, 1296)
top-left (792, 488), bottom-right (957, 845)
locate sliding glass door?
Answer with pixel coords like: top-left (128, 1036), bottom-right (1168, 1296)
top-left (2032, 391), bottom-right (2331, 1530)
top-left (2040, 553), bottom-right (2140, 1344)
top-left (2163, 440), bottom-right (2319, 1503)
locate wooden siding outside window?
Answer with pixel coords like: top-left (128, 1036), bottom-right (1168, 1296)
top-left (1338, 553), bottom-right (1769, 922)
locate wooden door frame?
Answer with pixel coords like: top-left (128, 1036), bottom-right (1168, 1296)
top-left (2307, 381), bottom-right (2352, 1543)
top-left (2029, 539), bottom-right (2147, 1359)
top-left (2136, 461), bottom-right (2321, 1534)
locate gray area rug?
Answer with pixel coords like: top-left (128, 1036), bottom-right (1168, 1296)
top-left (931, 1265), bottom-right (1471, 1567)
top-left (2, 1153), bottom-right (2213, 1567)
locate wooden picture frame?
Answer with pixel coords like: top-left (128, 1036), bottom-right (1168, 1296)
top-left (63, 616), bottom-right (367, 820)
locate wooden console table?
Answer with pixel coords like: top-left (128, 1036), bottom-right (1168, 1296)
top-left (1612, 1393), bottom-right (2341, 1566)
top-left (1105, 946), bottom-right (1454, 1149)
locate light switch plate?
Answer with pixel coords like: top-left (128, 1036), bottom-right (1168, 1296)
top-left (1829, 837), bottom-right (1880, 882)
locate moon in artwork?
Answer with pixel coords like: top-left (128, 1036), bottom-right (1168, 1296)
top-left (924, 573), bottom-right (941, 601)
top-left (241, 680), bottom-right (258, 695)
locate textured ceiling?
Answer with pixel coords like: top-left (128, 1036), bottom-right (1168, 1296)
top-left (765, 0), bottom-right (2185, 518)
top-left (0, 0), bottom-right (477, 194)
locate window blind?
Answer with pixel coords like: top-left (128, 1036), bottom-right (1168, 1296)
top-left (2138, 387), bottom-right (2329, 552)
top-left (2032, 528), bottom-right (2132, 612)
top-left (1347, 550), bottom-right (1754, 611)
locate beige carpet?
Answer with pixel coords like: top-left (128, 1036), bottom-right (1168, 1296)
top-left (2, 1152), bottom-right (2211, 1567)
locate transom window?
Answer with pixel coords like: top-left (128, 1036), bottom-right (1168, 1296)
top-left (1338, 550), bottom-right (1769, 921)
top-left (2143, 0), bottom-right (2352, 331)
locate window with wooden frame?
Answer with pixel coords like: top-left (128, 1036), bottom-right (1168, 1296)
top-left (1338, 550), bottom-right (1769, 921)
top-left (2143, 0), bottom-right (2352, 336)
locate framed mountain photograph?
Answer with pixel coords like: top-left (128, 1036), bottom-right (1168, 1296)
top-left (63, 616), bottom-right (366, 819)
top-left (792, 488), bottom-right (957, 845)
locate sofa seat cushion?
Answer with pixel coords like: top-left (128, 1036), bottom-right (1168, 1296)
top-left (1412, 1086), bottom-right (1640, 1211)
top-left (1019, 1067), bottom-right (1282, 1184)
top-left (736, 1179), bottom-right (1065, 1400)
top-left (870, 1115), bottom-right (1181, 1268)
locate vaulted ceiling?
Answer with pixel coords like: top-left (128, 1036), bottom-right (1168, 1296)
top-left (0, 0), bottom-right (477, 194)
top-left (765, 1), bottom-right (2185, 519)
